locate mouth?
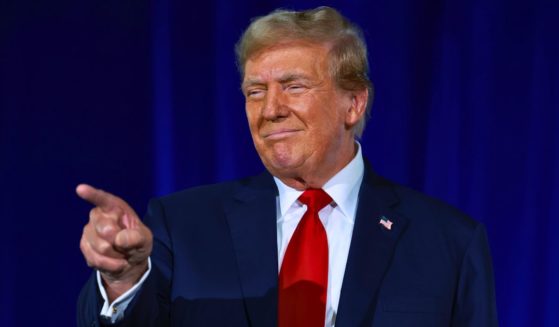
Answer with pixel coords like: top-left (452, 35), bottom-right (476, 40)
top-left (262, 129), bottom-right (302, 140)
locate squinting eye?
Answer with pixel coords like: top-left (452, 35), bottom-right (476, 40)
top-left (246, 89), bottom-right (265, 99)
top-left (286, 85), bottom-right (306, 93)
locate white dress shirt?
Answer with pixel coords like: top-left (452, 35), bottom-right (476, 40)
top-left (97, 258), bottom-right (152, 322)
top-left (274, 143), bottom-right (364, 327)
top-left (99, 144), bottom-right (364, 326)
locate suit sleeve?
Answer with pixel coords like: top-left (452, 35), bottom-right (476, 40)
top-left (76, 198), bottom-right (173, 327)
top-left (451, 224), bottom-right (499, 326)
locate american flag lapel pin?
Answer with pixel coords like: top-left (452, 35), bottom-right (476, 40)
top-left (379, 215), bottom-right (393, 230)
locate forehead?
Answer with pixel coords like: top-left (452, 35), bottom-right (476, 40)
top-left (243, 41), bottom-right (331, 83)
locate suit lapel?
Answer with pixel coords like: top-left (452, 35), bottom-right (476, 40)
top-left (224, 173), bottom-right (279, 327)
top-left (335, 167), bottom-right (409, 327)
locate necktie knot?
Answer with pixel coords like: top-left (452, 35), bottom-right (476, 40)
top-left (298, 189), bottom-right (332, 212)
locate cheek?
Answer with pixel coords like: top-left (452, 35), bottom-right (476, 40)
top-left (245, 107), bottom-right (259, 131)
top-left (313, 101), bottom-right (344, 130)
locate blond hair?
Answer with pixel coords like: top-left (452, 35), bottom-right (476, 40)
top-left (235, 6), bottom-right (373, 137)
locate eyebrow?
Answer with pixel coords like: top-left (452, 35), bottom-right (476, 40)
top-left (277, 73), bottom-right (312, 84)
top-left (242, 73), bottom-right (312, 90)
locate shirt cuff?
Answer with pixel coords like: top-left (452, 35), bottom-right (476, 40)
top-left (97, 257), bottom-right (152, 323)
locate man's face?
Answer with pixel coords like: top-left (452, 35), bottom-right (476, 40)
top-left (242, 41), bottom-right (365, 189)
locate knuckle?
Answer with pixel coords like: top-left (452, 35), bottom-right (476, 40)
top-left (105, 211), bottom-right (120, 221)
top-left (79, 240), bottom-right (87, 256)
top-left (97, 241), bottom-right (112, 255)
top-left (79, 236), bottom-right (87, 250)
top-left (80, 241), bottom-right (97, 268)
top-left (96, 220), bottom-right (107, 232)
top-left (97, 221), bottom-right (116, 238)
top-left (89, 208), bottom-right (99, 221)
top-left (89, 255), bottom-right (99, 269)
top-left (80, 237), bottom-right (94, 256)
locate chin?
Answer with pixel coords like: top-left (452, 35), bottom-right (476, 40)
top-left (271, 159), bottom-right (312, 183)
top-left (268, 157), bottom-right (297, 171)
top-left (257, 142), bottom-right (308, 171)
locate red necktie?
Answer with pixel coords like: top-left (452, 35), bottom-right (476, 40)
top-left (278, 189), bottom-right (332, 327)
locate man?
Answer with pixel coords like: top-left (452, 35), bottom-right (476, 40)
top-left (77, 6), bottom-right (498, 327)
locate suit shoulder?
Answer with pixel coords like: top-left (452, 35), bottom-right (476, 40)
top-left (376, 179), bottom-right (487, 267)
top-left (387, 180), bottom-right (480, 236)
top-left (152, 173), bottom-right (272, 208)
top-left (158, 180), bottom-right (237, 203)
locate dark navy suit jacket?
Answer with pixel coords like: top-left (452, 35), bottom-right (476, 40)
top-left (77, 164), bottom-right (498, 326)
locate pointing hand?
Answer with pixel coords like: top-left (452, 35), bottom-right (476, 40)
top-left (76, 184), bottom-right (153, 302)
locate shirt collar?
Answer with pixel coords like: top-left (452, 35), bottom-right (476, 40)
top-left (273, 142), bottom-right (365, 221)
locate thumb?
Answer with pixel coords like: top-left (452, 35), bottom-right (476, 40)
top-left (114, 224), bottom-right (150, 251)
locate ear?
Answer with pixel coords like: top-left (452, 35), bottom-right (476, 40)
top-left (345, 88), bottom-right (368, 127)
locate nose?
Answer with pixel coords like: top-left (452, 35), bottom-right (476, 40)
top-left (262, 86), bottom-right (288, 121)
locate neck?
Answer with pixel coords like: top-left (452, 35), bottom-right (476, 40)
top-left (277, 142), bottom-right (357, 190)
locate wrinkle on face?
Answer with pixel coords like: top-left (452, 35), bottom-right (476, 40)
top-left (243, 41), bottom-right (358, 190)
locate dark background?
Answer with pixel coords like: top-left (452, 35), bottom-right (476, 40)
top-left (1, 0), bottom-right (557, 326)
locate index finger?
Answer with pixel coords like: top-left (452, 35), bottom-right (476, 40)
top-left (76, 184), bottom-right (120, 211)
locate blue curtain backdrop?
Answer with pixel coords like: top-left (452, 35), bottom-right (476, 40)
top-left (1, 0), bottom-right (557, 325)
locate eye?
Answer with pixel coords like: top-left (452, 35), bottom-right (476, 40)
top-left (286, 84), bottom-right (307, 94)
top-left (246, 88), bottom-right (266, 99)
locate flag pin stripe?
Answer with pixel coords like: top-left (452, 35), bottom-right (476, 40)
top-left (379, 215), bottom-right (393, 230)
